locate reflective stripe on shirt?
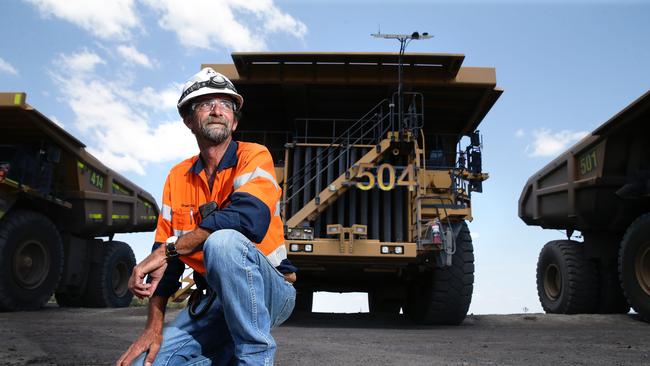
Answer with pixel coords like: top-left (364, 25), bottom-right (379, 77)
top-left (265, 244), bottom-right (288, 267)
top-left (162, 204), bottom-right (172, 221)
top-left (173, 229), bottom-right (192, 237)
top-left (233, 166), bottom-right (279, 191)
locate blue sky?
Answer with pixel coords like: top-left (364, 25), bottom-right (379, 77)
top-left (1, 0), bottom-right (649, 314)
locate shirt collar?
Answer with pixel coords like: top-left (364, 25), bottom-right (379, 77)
top-left (188, 140), bottom-right (238, 175)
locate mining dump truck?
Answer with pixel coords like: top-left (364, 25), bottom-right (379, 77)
top-left (0, 92), bottom-right (159, 311)
top-left (519, 90), bottom-right (650, 321)
top-left (188, 52), bottom-right (501, 325)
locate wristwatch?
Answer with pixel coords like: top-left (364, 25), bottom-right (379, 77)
top-left (165, 236), bottom-right (179, 259)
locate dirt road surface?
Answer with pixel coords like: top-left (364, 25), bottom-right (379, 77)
top-left (1, 306), bottom-right (648, 365)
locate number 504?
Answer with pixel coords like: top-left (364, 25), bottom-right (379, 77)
top-left (355, 163), bottom-right (416, 191)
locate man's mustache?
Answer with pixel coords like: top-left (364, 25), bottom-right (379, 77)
top-left (204, 116), bottom-right (228, 125)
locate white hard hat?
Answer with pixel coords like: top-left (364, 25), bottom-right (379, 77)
top-left (177, 67), bottom-right (243, 115)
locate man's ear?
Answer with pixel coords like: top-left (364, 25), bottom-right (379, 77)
top-left (182, 115), bottom-right (193, 129)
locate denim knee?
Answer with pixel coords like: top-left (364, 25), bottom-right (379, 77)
top-left (203, 229), bottom-right (251, 272)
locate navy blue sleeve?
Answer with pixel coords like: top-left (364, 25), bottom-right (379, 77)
top-left (276, 258), bottom-right (298, 274)
top-left (198, 192), bottom-right (271, 243)
top-left (148, 242), bottom-right (185, 298)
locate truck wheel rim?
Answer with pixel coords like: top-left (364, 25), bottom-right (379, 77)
top-left (544, 264), bottom-right (562, 300)
top-left (13, 240), bottom-right (49, 289)
top-left (112, 261), bottom-right (129, 297)
top-left (636, 242), bottom-right (650, 296)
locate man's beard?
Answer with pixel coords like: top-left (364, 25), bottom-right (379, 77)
top-left (194, 115), bottom-right (232, 144)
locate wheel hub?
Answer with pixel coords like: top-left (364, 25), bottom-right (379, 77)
top-left (544, 263), bottom-right (562, 300)
top-left (112, 261), bottom-right (129, 297)
top-left (13, 240), bottom-right (49, 290)
top-left (636, 242), bottom-right (650, 296)
top-left (22, 256), bottom-right (33, 268)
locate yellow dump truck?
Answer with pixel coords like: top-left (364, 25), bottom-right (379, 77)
top-left (0, 93), bottom-right (159, 310)
top-left (519, 91), bottom-right (650, 321)
top-left (173, 52), bottom-right (501, 324)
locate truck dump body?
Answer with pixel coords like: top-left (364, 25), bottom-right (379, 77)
top-left (206, 52), bottom-right (501, 164)
top-left (519, 91), bottom-right (650, 232)
top-left (0, 93), bottom-right (159, 236)
top-left (0, 92), bottom-right (160, 311)
top-left (518, 90), bottom-right (650, 321)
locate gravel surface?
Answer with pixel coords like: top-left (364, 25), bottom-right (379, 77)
top-left (1, 305), bottom-right (648, 365)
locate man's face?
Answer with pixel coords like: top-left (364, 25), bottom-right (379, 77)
top-left (187, 95), bottom-right (238, 144)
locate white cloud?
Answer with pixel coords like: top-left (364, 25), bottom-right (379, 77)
top-left (117, 45), bottom-right (154, 68)
top-left (123, 85), bottom-right (181, 112)
top-left (514, 129), bottom-right (525, 139)
top-left (51, 50), bottom-right (196, 175)
top-left (0, 57), bottom-right (18, 75)
top-left (56, 50), bottom-right (105, 73)
top-left (86, 121), bottom-right (196, 175)
top-left (24, 0), bottom-right (306, 51)
top-left (526, 128), bottom-right (588, 157)
top-left (25, 0), bottom-right (139, 40)
top-left (141, 0), bottom-right (307, 51)
top-left (228, 0), bottom-right (308, 35)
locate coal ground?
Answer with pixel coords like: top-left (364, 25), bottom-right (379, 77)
top-left (0, 305), bottom-right (648, 365)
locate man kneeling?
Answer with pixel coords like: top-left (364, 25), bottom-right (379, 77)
top-left (117, 68), bottom-right (297, 366)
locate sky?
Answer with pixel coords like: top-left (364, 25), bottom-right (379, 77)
top-left (1, 0), bottom-right (649, 314)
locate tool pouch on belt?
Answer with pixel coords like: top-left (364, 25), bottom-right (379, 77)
top-left (188, 272), bottom-right (216, 320)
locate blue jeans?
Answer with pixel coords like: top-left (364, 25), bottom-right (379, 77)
top-left (133, 229), bottom-right (296, 366)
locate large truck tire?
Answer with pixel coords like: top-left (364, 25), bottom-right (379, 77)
top-left (293, 288), bottom-right (313, 312)
top-left (595, 262), bottom-right (630, 314)
top-left (368, 290), bottom-right (402, 314)
top-left (0, 210), bottom-right (63, 311)
top-left (83, 241), bottom-right (135, 308)
top-left (406, 222), bottom-right (474, 325)
top-left (536, 240), bottom-right (598, 314)
top-left (618, 213), bottom-right (650, 321)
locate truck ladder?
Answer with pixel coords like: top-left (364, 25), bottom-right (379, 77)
top-left (286, 137), bottom-right (392, 228)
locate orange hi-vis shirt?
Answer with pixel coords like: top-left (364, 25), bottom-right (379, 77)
top-left (154, 140), bottom-right (287, 274)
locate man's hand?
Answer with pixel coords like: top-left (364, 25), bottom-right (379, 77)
top-left (284, 272), bottom-right (297, 283)
top-left (116, 296), bottom-right (167, 366)
top-left (129, 246), bottom-right (167, 299)
top-left (116, 327), bottom-right (163, 366)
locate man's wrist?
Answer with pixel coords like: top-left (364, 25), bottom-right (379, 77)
top-left (145, 295), bottom-right (168, 331)
top-left (164, 236), bottom-right (179, 259)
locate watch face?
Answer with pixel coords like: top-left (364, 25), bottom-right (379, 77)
top-left (166, 241), bottom-right (178, 257)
